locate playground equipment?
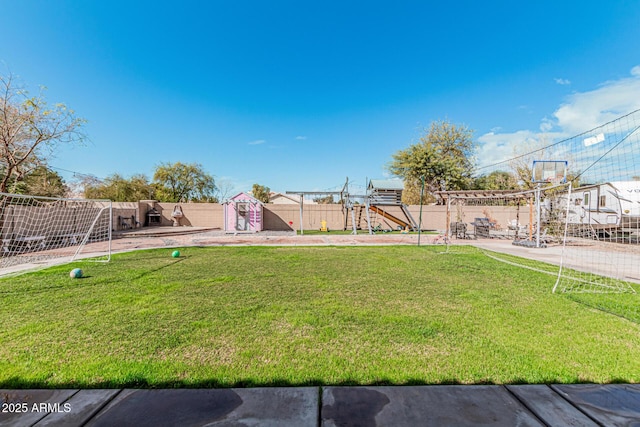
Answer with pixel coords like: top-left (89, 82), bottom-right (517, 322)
top-left (365, 180), bottom-right (418, 233)
top-left (287, 177), bottom-right (418, 235)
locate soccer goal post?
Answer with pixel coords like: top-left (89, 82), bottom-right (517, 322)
top-left (0, 193), bottom-right (112, 274)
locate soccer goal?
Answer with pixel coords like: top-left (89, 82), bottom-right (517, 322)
top-left (0, 193), bottom-right (112, 274)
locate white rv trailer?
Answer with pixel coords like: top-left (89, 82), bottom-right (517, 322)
top-left (548, 181), bottom-right (640, 231)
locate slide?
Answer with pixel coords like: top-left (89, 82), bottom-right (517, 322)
top-left (368, 205), bottom-right (410, 229)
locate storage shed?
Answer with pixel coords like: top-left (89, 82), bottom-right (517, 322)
top-left (223, 192), bottom-right (263, 233)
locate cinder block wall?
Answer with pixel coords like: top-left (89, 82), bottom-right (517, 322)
top-left (112, 202), bottom-right (139, 230)
top-left (406, 206), bottom-right (447, 231)
top-left (120, 202), bottom-right (533, 232)
top-left (155, 203), bottom-right (223, 227)
top-left (264, 205), bottom-right (344, 231)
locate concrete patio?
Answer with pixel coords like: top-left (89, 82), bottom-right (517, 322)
top-left (2, 384), bottom-right (640, 426)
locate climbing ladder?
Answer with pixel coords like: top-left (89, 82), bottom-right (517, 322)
top-left (344, 205), bottom-right (370, 234)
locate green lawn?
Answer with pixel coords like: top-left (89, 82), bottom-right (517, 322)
top-left (1, 245), bottom-right (639, 388)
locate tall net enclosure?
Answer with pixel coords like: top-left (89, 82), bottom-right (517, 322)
top-left (548, 110), bottom-right (640, 294)
top-left (0, 193), bottom-right (112, 274)
top-left (443, 105), bottom-right (640, 296)
top-left (446, 190), bottom-right (536, 241)
top-left (442, 186), bottom-right (566, 272)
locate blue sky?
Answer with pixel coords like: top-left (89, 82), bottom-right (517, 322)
top-left (2, 1), bottom-right (640, 196)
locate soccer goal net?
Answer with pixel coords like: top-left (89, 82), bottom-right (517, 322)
top-left (446, 110), bottom-right (640, 294)
top-left (0, 193), bottom-right (112, 274)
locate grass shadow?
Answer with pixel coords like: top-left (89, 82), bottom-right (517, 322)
top-left (0, 376), bottom-right (628, 390)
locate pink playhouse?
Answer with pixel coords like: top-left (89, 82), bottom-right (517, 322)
top-left (223, 192), bottom-right (263, 233)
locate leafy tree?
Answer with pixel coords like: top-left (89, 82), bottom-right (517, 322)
top-left (85, 173), bottom-right (155, 201)
top-left (251, 183), bottom-right (270, 203)
top-left (388, 120), bottom-right (476, 201)
top-left (511, 156), bottom-right (538, 190)
top-left (21, 166), bottom-right (68, 197)
top-left (473, 170), bottom-right (520, 190)
top-left (1, 165), bottom-right (68, 197)
top-left (400, 183), bottom-right (432, 205)
top-left (153, 162), bottom-right (217, 202)
top-left (0, 72), bottom-right (85, 193)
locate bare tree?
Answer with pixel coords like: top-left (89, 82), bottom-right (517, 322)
top-left (508, 134), bottom-right (577, 189)
top-left (214, 178), bottom-right (235, 202)
top-left (67, 173), bottom-right (103, 198)
top-left (0, 72), bottom-right (86, 193)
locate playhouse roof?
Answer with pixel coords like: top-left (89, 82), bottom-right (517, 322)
top-left (368, 180), bottom-right (404, 191)
top-left (225, 192), bottom-right (263, 204)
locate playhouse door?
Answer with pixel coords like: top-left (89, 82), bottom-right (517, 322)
top-left (236, 202), bottom-right (249, 231)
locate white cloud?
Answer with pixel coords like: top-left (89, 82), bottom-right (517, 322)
top-left (552, 68), bottom-right (640, 135)
top-left (477, 130), bottom-right (539, 169)
top-left (539, 117), bottom-right (555, 132)
top-left (295, 136), bottom-right (307, 141)
top-left (476, 65), bottom-right (640, 172)
top-left (248, 139), bottom-right (266, 145)
top-left (554, 78), bottom-right (571, 85)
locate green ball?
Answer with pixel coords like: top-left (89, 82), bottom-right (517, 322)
top-left (70, 268), bottom-right (83, 279)
top-left (172, 250), bottom-right (180, 258)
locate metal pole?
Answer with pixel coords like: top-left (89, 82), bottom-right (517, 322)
top-left (418, 176), bottom-right (425, 246)
top-left (365, 177), bottom-right (373, 235)
top-left (446, 196), bottom-right (451, 242)
top-left (107, 201), bottom-right (112, 261)
top-left (536, 184), bottom-right (541, 248)
top-left (299, 196), bottom-right (304, 236)
top-left (365, 197), bottom-right (373, 235)
top-left (351, 207), bottom-right (357, 235)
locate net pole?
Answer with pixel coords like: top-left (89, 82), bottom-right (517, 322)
top-left (299, 197), bottom-right (304, 236)
top-left (553, 182), bottom-right (572, 293)
top-left (445, 196), bottom-right (451, 242)
top-left (72, 205), bottom-right (107, 261)
top-left (528, 197), bottom-right (534, 241)
top-left (418, 176), bottom-right (425, 246)
top-left (107, 201), bottom-right (112, 261)
top-left (536, 184), bottom-right (541, 248)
